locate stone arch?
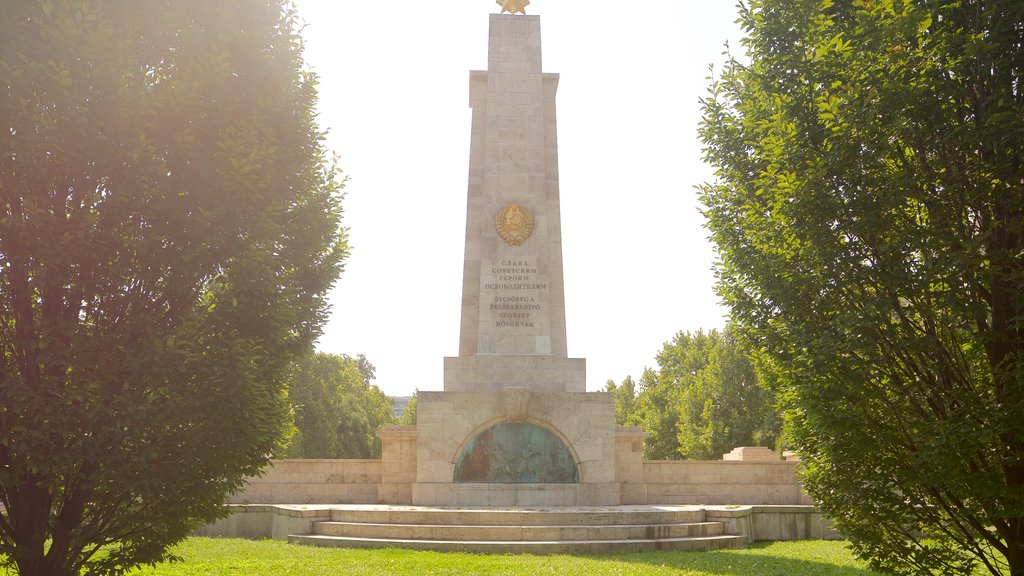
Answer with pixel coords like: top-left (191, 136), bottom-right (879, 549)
top-left (453, 419), bottom-right (579, 483)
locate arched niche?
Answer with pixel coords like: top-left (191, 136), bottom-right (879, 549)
top-left (453, 421), bottom-right (579, 483)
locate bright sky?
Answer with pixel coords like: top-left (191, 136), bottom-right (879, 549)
top-left (292, 1), bottom-right (744, 397)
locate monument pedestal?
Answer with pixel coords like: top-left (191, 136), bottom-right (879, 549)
top-left (409, 391), bottom-right (620, 505)
top-left (443, 356), bottom-right (585, 392)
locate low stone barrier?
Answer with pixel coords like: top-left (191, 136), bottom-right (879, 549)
top-left (622, 460), bottom-right (812, 505)
top-left (229, 454), bottom-right (811, 507)
top-left (229, 459), bottom-right (381, 505)
top-left (198, 504), bottom-right (839, 542)
top-left (196, 505), bottom-right (332, 540)
top-left (705, 505), bottom-right (839, 542)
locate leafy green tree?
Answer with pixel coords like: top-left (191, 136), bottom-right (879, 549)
top-left (700, 1), bottom-right (1023, 574)
top-left (398, 389), bottom-right (419, 426)
top-left (626, 367), bottom-right (679, 459)
top-left (351, 353), bottom-right (376, 383)
top-left (0, 2), bottom-right (347, 575)
top-left (334, 355), bottom-right (393, 459)
top-left (639, 332), bottom-right (718, 460)
top-left (283, 353), bottom-right (394, 459)
top-left (676, 328), bottom-right (779, 459)
top-left (626, 329), bottom-right (779, 460)
top-left (604, 377), bottom-right (637, 426)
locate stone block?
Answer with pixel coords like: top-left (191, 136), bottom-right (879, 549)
top-left (577, 459), bottom-right (615, 484)
top-left (578, 483), bottom-right (621, 506)
top-left (722, 446), bottom-right (782, 461)
top-left (443, 356), bottom-right (585, 393)
top-left (620, 483), bottom-right (648, 505)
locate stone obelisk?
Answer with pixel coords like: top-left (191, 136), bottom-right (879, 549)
top-left (444, 12), bottom-right (586, 393)
top-left (393, 7), bottom-right (629, 507)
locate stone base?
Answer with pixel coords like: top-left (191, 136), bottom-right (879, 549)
top-left (196, 505), bottom-right (332, 541)
top-left (415, 391), bottom-right (615, 482)
top-left (200, 504), bottom-right (840, 546)
top-left (409, 389), bottom-right (620, 506)
top-left (443, 356), bottom-right (586, 393)
top-left (704, 505), bottom-right (840, 542)
top-left (411, 482), bottom-right (621, 507)
top-left (288, 504), bottom-right (747, 553)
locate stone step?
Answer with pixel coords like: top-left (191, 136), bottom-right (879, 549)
top-left (288, 533), bottom-right (748, 554)
top-left (314, 520), bottom-right (725, 541)
top-left (327, 506), bottom-right (706, 526)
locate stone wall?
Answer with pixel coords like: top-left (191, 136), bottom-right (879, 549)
top-left (196, 505), bottom-right (332, 540)
top-left (625, 460), bottom-right (812, 506)
top-left (229, 459), bottom-right (381, 505)
top-left (705, 505), bottom-right (839, 542)
top-left (378, 425), bottom-right (417, 504)
top-left (229, 453), bottom-right (810, 507)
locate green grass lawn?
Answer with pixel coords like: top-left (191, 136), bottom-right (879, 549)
top-left (126, 538), bottom-right (881, 576)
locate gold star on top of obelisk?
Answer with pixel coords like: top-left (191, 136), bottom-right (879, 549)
top-left (497, 0), bottom-right (530, 15)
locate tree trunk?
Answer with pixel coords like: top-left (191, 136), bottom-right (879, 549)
top-left (1007, 524), bottom-right (1024, 576)
top-left (8, 479), bottom-right (76, 576)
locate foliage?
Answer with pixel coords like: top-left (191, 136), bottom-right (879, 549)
top-left (398, 389), bottom-right (418, 426)
top-left (282, 353), bottom-right (393, 459)
top-left (675, 330), bottom-right (780, 459)
top-left (615, 328), bottom-right (780, 460)
top-left (604, 377), bottom-right (636, 426)
top-left (126, 537), bottom-right (882, 576)
top-left (0, 1), bottom-right (347, 575)
top-left (622, 368), bottom-right (677, 459)
top-left (700, 0), bottom-right (1024, 574)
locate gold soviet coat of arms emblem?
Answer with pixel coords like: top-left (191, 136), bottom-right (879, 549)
top-left (496, 203), bottom-right (534, 246)
top-left (497, 0), bottom-right (530, 15)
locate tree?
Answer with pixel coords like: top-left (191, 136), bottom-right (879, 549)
top-left (350, 352), bottom-right (376, 383)
top-left (333, 354), bottom-right (392, 459)
top-left (626, 367), bottom-right (679, 459)
top-left (604, 377), bottom-right (636, 426)
top-left (0, 2), bottom-right (348, 575)
top-left (700, 1), bottom-right (1023, 574)
top-left (675, 328), bottom-right (779, 459)
top-left (626, 329), bottom-right (779, 460)
top-left (398, 389), bottom-right (418, 426)
top-left (282, 353), bottom-right (394, 459)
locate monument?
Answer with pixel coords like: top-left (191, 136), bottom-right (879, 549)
top-left (207, 5), bottom-right (832, 550)
top-left (377, 4), bottom-right (647, 507)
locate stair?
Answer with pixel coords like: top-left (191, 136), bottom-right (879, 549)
top-left (288, 505), bottom-right (747, 554)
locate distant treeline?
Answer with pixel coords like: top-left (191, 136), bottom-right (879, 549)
top-left (607, 326), bottom-right (781, 460)
top-left (280, 352), bottom-right (395, 459)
